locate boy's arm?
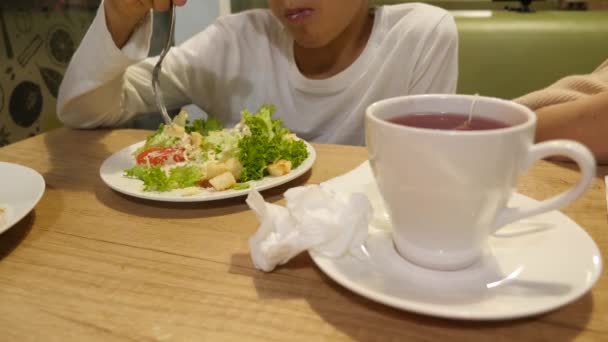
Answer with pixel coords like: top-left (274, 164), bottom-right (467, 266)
top-left (58, 4), bottom-right (162, 128)
top-left (535, 91), bottom-right (608, 164)
top-left (409, 13), bottom-right (459, 95)
top-left (58, 3), bottom-right (214, 128)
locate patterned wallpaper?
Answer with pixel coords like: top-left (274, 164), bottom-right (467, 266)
top-left (0, 1), bottom-right (98, 147)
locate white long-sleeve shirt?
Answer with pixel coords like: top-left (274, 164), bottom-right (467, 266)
top-left (58, 2), bottom-right (458, 145)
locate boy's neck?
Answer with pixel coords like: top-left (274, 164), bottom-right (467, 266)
top-left (294, 7), bottom-right (374, 80)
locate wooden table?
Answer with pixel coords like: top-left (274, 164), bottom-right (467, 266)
top-left (0, 128), bottom-right (607, 341)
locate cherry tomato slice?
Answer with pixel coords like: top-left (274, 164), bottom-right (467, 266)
top-left (136, 147), bottom-right (185, 165)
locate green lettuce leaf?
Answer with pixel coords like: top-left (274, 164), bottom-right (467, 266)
top-left (167, 165), bottom-right (203, 189)
top-left (186, 117), bottom-right (223, 136)
top-left (203, 129), bottom-right (241, 160)
top-left (233, 182), bottom-right (250, 190)
top-left (173, 111), bottom-right (188, 127)
top-left (125, 165), bottom-right (170, 192)
top-left (125, 164), bottom-right (202, 192)
top-left (238, 104), bottom-right (309, 182)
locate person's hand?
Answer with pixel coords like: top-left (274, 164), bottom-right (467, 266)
top-left (104, 0), bottom-right (188, 48)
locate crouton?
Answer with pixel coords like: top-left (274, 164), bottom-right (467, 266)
top-left (165, 124), bottom-right (185, 138)
top-left (205, 161), bottom-right (229, 179)
top-left (224, 158), bottom-right (243, 180)
top-left (209, 171), bottom-right (237, 191)
top-left (190, 132), bottom-right (203, 147)
top-left (267, 160), bottom-right (292, 177)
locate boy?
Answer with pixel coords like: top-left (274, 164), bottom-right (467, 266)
top-left (58, 0), bottom-right (458, 145)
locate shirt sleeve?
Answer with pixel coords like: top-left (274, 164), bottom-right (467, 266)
top-left (57, 2), bottom-right (240, 128)
top-left (514, 58), bottom-right (608, 110)
top-left (57, 2), bottom-right (156, 128)
top-left (408, 13), bottom-right (459, 95)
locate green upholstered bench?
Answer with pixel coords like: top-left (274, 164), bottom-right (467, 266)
top-left (456, 11), bottom-right (608, 99)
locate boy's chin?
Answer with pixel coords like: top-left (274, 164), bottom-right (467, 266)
top-left (293, 37), bottom-right (331, 49)
top-left (288, 27), bottom-right (335, 49)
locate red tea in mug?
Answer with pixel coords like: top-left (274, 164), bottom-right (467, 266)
top-left (388, 113), bottom-right (510, 131)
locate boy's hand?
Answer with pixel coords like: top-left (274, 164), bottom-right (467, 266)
top-left (104, 0), bottom-right (187, 49)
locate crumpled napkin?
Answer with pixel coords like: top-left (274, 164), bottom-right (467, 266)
top-left (247, 171), bottom-right (374, 272)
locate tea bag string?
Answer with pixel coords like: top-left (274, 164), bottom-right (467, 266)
top-left (467, 93), bottom-right (479, 125)
top-left (454, 93), bottom-right (479, 130)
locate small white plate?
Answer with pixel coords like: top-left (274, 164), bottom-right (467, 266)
top-left (100, 141), bottom-right (316, 202)
top-left (310, 163), bottom-right (602, 321)
top-left (0, 162), bottom-right (45, 234)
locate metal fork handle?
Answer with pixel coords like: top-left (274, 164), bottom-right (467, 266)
top-left (152, 2), bottom-right (176, 126)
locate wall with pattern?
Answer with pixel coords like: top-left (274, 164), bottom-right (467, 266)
top-left (0, 1), bottom-right (98, 147)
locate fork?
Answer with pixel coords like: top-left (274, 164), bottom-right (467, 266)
top-left (152, 1), bottom-right (177, 126)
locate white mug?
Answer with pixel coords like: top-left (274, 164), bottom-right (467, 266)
top-left (365, 94), bottom-right (595, 271)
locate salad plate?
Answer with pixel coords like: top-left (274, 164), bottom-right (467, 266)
top-left (0, 162), bottom-right (45, 234)
top-left (310, 162), bottom-right (602, 320)
top-left (100, 140), bottom-right (316, 202)
top-left (100, 105), bottom-right (316, 202)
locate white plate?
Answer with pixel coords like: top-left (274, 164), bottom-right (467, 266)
top-left (0, 162), bottom-right (45, 234)
top-left (310, 163), bottom-right (602, 321)
top-left (100, 141), bottom-right (316, 202)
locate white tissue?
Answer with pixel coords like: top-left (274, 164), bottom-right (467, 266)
top-left (247, 184), bottom-right (373, 272)
top-left (320, 162), bottom-right (390, 230)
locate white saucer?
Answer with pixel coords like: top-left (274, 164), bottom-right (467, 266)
top-left (310, 163), bottom-right (602, 321)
